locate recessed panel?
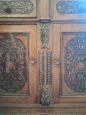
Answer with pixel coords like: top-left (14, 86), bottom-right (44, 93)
top-left (0, 33), bottom-right (29, 95)
top-left (62, 33), bottom-right (86, 96)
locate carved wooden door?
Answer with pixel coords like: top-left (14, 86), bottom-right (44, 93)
top-left (0, 25), bottom-right (37, 104)
top-left (53, 24), bottom-right (86, 104)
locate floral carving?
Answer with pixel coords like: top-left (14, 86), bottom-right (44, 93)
top-left (63, 33), bottom-right (86, 93)
top-left (56, 1), bottom-right (86, 14)
top-left (0, 0), bottom-right (33, 14)
top-left (40, 86), bottom-right (50, 105)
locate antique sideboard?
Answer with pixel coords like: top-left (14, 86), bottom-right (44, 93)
top-left (0, 0), bottom-right (86, 114)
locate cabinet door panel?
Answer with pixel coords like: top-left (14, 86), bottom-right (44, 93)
top-left (0, 25), bottom-right (37, 104)
top-left (53, 24), bottom-right (86, 103)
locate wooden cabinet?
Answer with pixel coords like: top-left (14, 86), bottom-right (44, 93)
top-left (0, 0), bottom-right (86, 114)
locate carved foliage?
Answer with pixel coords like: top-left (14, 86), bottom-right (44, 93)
top-left (40, 86), bottom-right (50, 105)
top-left (40, 24), bottom-right (49, 47)
top-left (0, 0), bottom-right (33, 14)
top-left (56, 1), bottom-right (86, 14)
top-left (64, 33), bottom-right (86, 93)
top-left (0, 33), bottom-right (27, 93)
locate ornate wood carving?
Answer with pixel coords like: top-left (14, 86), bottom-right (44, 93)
top-left (56, 1), bottom-right (86, 14)
top-left (39, 50), bottom-right (52, 85)
top-left (39, 23), bottom-right (52, 105)
top-left (0, 0), bottom-right (33, 14)
top-left (0, 33), bottom-right (28, 93)
top-left (40, 86), bottom-right (50, 105)
top-left (46, 50), bottom-right (52, 85)
top-left (39, 23), bottom-right (52, 85)
top-left (40, 23), bottom-right (49, 47)
top-left (62, 33), bottom-right (86, 95)
top-left (39, 51), bottom-right (44, 85)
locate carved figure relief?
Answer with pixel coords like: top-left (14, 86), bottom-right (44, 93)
top-left (0, 33), bottom-right (27, 93)
top-left (40, 24), bottom-right (49, 47)
top-left (63, 33), bottom-right (86, 94)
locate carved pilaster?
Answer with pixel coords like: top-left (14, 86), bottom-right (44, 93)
top-left (39, 23), bottom-right (52, 105)
top-left (39, 23), bottom-right (52, 86)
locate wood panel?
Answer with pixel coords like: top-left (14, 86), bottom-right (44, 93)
top-left (39, 0), bottom-right (50, 19)
top-left (53, 24), bottom-right (86, 104)
top-left (53, 0), bottom-right (86, 21)
top-left (0, 25), bottom-right (37, 104)
top-left (0, 0), bottom-right (37, 18)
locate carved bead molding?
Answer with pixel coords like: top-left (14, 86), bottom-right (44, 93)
top-left (39, 50), bottom-right (52, 85)
top-left (0, 0), bottom-right (33, 14)
top-left (56, 1), bottom-right (86, 14)
top-left (0, 113), bottom-right (86, 115)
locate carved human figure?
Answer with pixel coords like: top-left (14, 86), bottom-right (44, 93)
top-left (2, 52), bottom-right (16, 73)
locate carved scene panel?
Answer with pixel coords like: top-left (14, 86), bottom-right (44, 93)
top-left (62, 32), bottom-right (86, 96)
top-left (0, 33), bottom-right (29, 95)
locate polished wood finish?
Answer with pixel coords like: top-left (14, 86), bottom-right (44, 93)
top-left (0, 0), bottom-right (86, 113)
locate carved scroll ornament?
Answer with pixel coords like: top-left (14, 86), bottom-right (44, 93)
top-left (64, 34), bottom-right (86, 93)
top-left (56, 1), bottom-right (86, 14)
top-left (0, 0), bottom-right (33, 14)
